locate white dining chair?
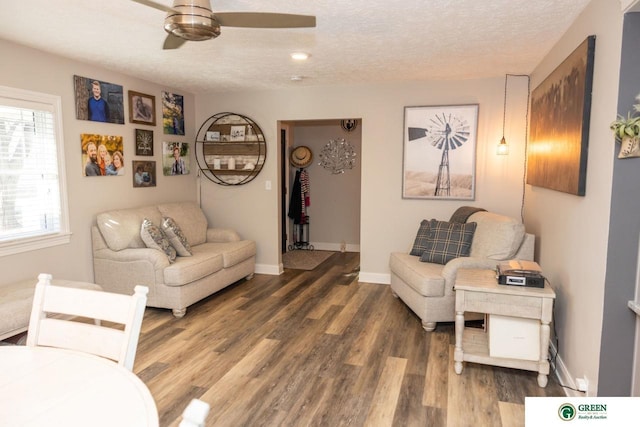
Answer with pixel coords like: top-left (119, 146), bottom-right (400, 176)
top-left (26, 273), bottom-right (148, 371)
top-left (179, 399), bottom-right (210, 427)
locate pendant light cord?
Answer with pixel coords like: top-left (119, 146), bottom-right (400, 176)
top-left (504, 73), bottom-right (531, 223)
top-left (502, 75), bottom-right (508, 141)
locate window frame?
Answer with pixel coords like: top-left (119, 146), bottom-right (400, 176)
top-left (0, 85), bottom-right (71, 257)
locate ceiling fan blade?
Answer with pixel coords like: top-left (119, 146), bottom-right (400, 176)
top-left (215, 12), bottom-right (316, 28)
top-left (163, 33), bottom-right (188, 49)
top-left (131, 0), bottom-right (176, 13)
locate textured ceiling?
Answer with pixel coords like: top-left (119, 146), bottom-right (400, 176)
top-left (0, 0), bottom-right (592, 94)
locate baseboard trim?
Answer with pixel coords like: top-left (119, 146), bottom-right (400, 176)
top-left (254, 263), bottom-right (281, 275)
top-left (549, 340), bottom-right (586, 397)
top-left (359, 272), bottom-right (390, 285)
top-left (307, 242), bottom-right (361, 252)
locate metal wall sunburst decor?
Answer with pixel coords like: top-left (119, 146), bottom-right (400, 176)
top-left (318, 138), bottom-right (357, 174)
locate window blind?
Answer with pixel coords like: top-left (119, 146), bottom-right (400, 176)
top-left (0, 87), bottom-right (69, 254)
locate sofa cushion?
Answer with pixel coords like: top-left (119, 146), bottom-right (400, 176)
top-left (420, 219), bottom-right (477, 265)
top-left (97, 206), bottom-right (162, 251)
top-left (158, 203), bottom-right (208, 246)
top-left (389, 252), bottom-right (446, 297)
top-left (141, 218), bottom-right (177, 263)
top-left (163, 252), bottom-right (224, 286)
top-left (162, 217), bottom-right (192, 257)
top-left (467, 211), bottom-right (525, 260)
top-left (409, 219), bottom-right (431, 256)
top-left (193, 240), bottom-right (256, 268)
top-left (0, 279), bottom-right (103, 340)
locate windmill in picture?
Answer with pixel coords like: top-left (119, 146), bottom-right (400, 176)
top-left (408, 111), bottom-right (471, 197)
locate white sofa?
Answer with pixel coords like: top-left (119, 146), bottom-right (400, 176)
top-left (0, 278), bottom-right (102, 341)
top-left (92, 202), bottom-right (256, 318)
top-left (389, 210), bottom-right (534, 331)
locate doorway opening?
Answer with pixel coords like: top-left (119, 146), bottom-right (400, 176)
top-left (278, 119), bottom-right (362, 262)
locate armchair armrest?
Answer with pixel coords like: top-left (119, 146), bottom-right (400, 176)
top-left (206, 228), bottom-right (241, 243)
top-left (441, 257), bottom-right (499, 296)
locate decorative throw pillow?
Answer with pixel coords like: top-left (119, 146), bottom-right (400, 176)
top-left (161, 217), bottom-right (192, 257)
top-left (410, 219), bottom-right (431, 256)
top-left (140, 218), bottom-right (177, 263)
top-left (420, 219), bottom-right (477, 265)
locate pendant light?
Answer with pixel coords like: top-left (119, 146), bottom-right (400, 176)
top-left (497, 74), bottom-right (509, 155)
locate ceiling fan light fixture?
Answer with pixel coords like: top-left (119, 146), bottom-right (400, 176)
top-left (164, 1), bottom-right (220, 41)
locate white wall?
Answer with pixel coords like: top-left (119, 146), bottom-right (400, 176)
top-left (0, 39), bottom-right (197, 285)
top-left (525, 0), bottom-right (622, 395)
top-left (195, 78), bottom-right (530, 280)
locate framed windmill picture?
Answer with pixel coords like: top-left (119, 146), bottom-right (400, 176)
top-left (402, 104), bottom-right (478, 200)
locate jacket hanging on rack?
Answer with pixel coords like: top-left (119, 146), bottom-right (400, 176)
top-left (288, 169), bottom-right (310, 224)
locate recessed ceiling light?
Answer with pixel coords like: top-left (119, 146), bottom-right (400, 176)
top-left (291, 75), bottom-right (304, 82)
top-left (290, 52), bottom-right (309, 61)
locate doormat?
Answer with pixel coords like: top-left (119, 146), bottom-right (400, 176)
top-left (282, 250), bottom-right (334, 270)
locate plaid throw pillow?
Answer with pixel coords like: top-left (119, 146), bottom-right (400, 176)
top-left (410, 219), bottom-right (431, 256)
top-left (420, 219), bottom-right (477, 265)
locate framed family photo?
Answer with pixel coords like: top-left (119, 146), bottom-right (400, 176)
top-left (129, 90), bottom-right (156, 126)
top-left (80, 134), bottom-right (125, 176)
top-left (132, 160), bottom-right (156, 188)
top-left (403, 104), bottom-right (478, 200)
top-left (163, 142), bottom-right (190, 176)
top-left (73, 75), bottom-right (124, 124)
top-left (162, 91), bottom-right (184, 135)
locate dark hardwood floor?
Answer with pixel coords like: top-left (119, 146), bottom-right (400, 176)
top-left (133, 252), bottom-right (566, 426)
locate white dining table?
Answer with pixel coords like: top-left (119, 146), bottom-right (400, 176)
top-left (0, 345), bottom-right (159, 427)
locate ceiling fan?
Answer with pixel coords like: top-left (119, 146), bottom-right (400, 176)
top-left (132, 0), bottom-right (316, 49)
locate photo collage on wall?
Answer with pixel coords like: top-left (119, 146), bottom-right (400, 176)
top-left (73, 75), bottom-right (188, 186)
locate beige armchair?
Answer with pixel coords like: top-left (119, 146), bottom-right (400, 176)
top-left (389, 211), bottom-right (534, 331)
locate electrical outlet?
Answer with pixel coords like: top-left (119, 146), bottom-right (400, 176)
top-left (576, 377), bottom-right (589, 392)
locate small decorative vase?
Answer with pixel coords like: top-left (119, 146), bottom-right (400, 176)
top-left (618, 135), bottom-right (640, 159)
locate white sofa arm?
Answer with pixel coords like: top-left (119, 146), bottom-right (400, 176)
top-left (206, 228), bottom-right (241, 243)
top-left (441, 257), bottom-right (499, 296)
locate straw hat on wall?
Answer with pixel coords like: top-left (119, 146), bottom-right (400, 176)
top-left (290, 146), bottom-right (313, 168)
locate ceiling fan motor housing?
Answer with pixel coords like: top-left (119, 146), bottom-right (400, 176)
top-left (164, 0), bottom-right (221, 40)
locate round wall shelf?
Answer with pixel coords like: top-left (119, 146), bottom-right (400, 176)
top-left (195, 112), bottom-right (266, 185)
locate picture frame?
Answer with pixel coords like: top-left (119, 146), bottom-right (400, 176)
top-left (527, 36), bottom-right (596, 196)
top-left (128, 90), bottom-right (156, 126)
top-left (73, 75), bottom-right (125, 124)
top-left (163, 142), bottom-right (190, 176)
top-left (230, 125), bottom-right (246, 141)
top-left (206, 131), bottom-right (220, 141)
top-left (135, 129), bottom-right (154, 156)
top-left (162, 91), bottom-right (184, 135)
top-left (403, 104), bottom-right (478, 200)
top-left (132, 160), bottom-right (156, 188)
top-left (80, 133), bottom-right (125, 176)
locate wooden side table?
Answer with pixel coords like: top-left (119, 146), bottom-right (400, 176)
top-left (453, 268), bottom-right (556, 387)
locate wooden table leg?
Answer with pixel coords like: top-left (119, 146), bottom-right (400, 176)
top-left (454, 310), bottom-right (464, 374)
top-left (537, 321), bottom-right (551, 387)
